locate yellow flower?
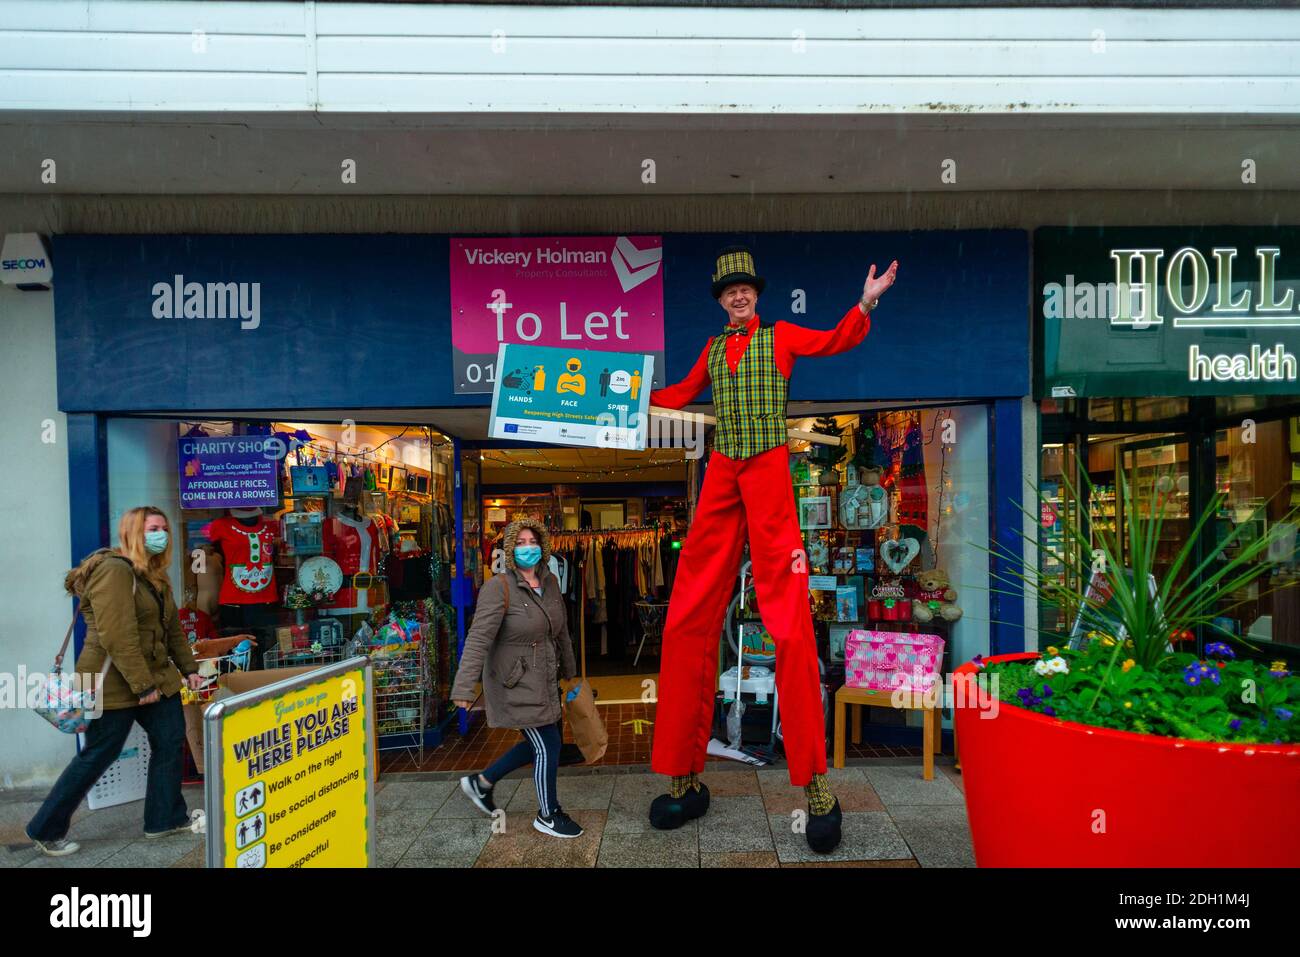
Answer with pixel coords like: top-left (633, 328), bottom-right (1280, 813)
top-left (1272, 660), bottom-right (1288, 672)
top-left (1046, 646), bottom-right (1060, 657)
top-left (1100, 635), bottom-right (1117, 647)
top-left (1122, 659), bottom-right (1136, 673)
top-left (1124, 701), bottom-right (1133, 709)
top-left (1124, 640), bottom-right (1135, 649)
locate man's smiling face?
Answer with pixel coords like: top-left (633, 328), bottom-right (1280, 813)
top-left (720, 283), bottom-right (757, 325)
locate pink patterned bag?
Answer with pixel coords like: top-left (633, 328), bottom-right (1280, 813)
top-left (844, 630), bottom-right (944, 694)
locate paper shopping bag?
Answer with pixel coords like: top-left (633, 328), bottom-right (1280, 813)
top-left (562, 681), bottom-right (608, 764)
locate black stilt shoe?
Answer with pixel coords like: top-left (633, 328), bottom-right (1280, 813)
top-left (806, 798), bottom-right (843, 854)
top-left (648, 782), bottom-right (711, 830)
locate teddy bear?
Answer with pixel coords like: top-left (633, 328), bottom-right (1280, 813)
top-left (911, 568), bottom-right (962, 623)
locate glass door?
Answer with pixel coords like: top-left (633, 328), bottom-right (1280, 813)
top-left (1117, 435), bottom-right (1193, 590)
top-left (1039, 440), bottom-right (1083, 646)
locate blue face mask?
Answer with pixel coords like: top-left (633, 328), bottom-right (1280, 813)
top-left (514, 544), bottom-right (542, 569)
top-left (144, 530), bottom-right (169, 555)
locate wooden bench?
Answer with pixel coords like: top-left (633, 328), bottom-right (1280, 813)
top-left (833, 684), bottom-right (938, 781)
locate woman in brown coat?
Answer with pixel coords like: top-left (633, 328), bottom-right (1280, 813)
top-left (451, 519), bottom-right (582, 838)
top-left (26, 506), bottom-right (204, 857)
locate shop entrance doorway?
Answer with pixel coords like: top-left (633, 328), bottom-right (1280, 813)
top-left (476, 445), bottom-right (691, 705)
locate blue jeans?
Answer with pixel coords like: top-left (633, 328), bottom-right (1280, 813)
top-left (482, 721), bottom-right (562, 817)
top-left (27, 692), bottom-right (189, 841)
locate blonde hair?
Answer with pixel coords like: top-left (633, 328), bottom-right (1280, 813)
top-left (117, 506), bottom-right (172, 592)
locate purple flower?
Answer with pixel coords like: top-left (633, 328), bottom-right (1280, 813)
top-left (1043, 706), bottom-right (1056, 717)
top-left (1205, 642), bottom-right (1235, 659)
top-left (1276, 707), bottom-right (1294, 721)
top-left (1206, 670), bottom-right (1221, 686)
top-left (972, 655), bottom-right (985, 670)
top-left (1042, 684), bottom-right (1054, 698)
top-left (1272, 670), bottom-right (1292, 679)
top-left (1184, 672), bottom-right (1201, 686)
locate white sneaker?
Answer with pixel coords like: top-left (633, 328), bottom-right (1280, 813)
top-left (144, 822), bottom-right (193, 839)
top-left (460, 775), bottom-right (496, 816)
top-left (533, 808), bottom-right (583, 839)
top-left (31, 836), bottom-right (80, 857)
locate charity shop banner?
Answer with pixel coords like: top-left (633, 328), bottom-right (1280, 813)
top-left (178, 434), bottom-right (282, 510)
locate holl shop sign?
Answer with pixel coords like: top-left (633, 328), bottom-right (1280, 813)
top-left (1037, 227), bottom-right (1300, 397)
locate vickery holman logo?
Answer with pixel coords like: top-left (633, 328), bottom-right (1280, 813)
top-left (152, 274), bottom-right (261, 330)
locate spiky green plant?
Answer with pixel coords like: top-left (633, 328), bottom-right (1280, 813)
top-left (991, 466), bottom-right (1297, 671)
top-left (968, 468), bottom-right (1300, 742)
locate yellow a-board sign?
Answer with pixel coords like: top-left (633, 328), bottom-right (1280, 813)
top-left (204, 659), bottom-right (373, 868)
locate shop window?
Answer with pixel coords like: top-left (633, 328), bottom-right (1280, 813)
top-left (1212, 416), bottom-right (1300, 651)
top-left (1086, 397), bottom-right (1189, 423)
top-left (106, 417), bottom-right (459, 751)
top-left (1038, 441), bottom-right (1081, 644)
top-left (1037, 431), bottom-right (1192, 648)
top-left (1215, 395), bottom-right (1300, 419)
top-left (789, 406), bottom-right (991, 724)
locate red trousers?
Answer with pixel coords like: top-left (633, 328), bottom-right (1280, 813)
top-left (651, 445), bottom-right (827, 786)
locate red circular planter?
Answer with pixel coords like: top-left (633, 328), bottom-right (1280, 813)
top-left (953, 653), bottom-right (1300, 867)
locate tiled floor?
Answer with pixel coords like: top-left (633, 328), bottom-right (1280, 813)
top-left (2, 761), bottom-right (972, 868)
top-left (380, 702), bottom-right (925, 774)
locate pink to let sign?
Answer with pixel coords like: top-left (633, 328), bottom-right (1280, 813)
top-left (450, 235), bottom-right (666, 394)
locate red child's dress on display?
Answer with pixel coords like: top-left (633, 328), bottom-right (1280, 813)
top-left (207, 516), bottom-right (278, 605)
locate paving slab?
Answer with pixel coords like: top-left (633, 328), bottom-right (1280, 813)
top-left (394, 817), bottom-right (494, 867)
top-left (768, 810), bottom-right (912, 865)
top-left (696, 795), bottom-right (776, 855)
top-left (375, 779), bottom-right (458, 812)
top-left (475, 810), bottom-right (605, 867)
top-left (888, 804), bottom-right (976, 868)
top-left (98, 839), bottom-right (202, 869)
top-left (861, 765), bottom-right (966, 807)
top-left (597, 826), bottom-right (699, 868)
top-left (505, 775), bottom-right (615, 813)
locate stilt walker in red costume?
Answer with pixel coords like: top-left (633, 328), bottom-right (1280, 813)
top-left (647, 246), bottom-right (899, 853)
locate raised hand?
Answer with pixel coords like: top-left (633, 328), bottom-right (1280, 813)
top-left (863, 260), bottom-right (900, 304)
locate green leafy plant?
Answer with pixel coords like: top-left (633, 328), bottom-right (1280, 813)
top-left (984, 641), bottom-right (1297, 743)
top-left (981, 467), bottom-right (1299, 743)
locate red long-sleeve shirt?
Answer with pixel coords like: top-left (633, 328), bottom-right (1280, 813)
top-left (649, 302), bottom-right (871, 409)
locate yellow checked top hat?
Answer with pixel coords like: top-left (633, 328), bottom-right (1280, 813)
top-left (711, 245), bottom-right (766, 299)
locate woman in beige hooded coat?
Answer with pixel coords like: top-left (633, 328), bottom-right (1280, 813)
top-left (450, 519), bottom-right (582, 838)
top-left (27, 506), bottom-right (204, 857)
